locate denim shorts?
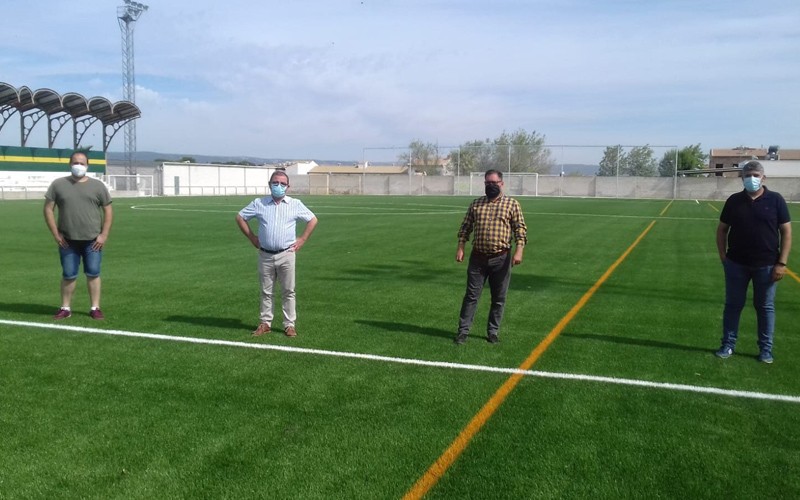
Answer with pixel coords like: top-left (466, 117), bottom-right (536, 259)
top-left (59, 240), bottom-right (102, 279)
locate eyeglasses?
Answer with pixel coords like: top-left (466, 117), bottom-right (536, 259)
top-left (484, 180), bottom-right (502, 185)
top-left (271, 181), bottom-right (289, 187)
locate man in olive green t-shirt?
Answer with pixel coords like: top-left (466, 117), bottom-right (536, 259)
top-left (43, 151), bottom-right (113, 320)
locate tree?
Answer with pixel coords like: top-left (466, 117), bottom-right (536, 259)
top-left (448, 139), bottom-right (490, 175)
top-left (398, 140), bottom-right (439, 175)
top-left (597, 146), bottom-right (626, 176)
top-left (496, 129), bottom-right (554, 174)
top-left (658, 150), bottom-right (677, 177)
top-left (597, 145), bottom-right (657, 176)
top-left (658, 144), bottom-right (707, 177)
top-left (625, 145), bottom-right (657, 177)
top-left (445, 128), bottom-right (554, 175)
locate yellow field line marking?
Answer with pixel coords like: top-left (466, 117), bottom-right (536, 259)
top-left (403, 220), bottom-right (658, 500)
top-left (658, 199), bottom-right (674, 216)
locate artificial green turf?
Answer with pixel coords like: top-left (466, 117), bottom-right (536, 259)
top-left (1, 195), bottom-right (798, 498)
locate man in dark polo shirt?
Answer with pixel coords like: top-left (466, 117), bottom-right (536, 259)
top-left (715, 160), bottom-right (792, 363)
top-left (455, 169), bottom-right (527, 345)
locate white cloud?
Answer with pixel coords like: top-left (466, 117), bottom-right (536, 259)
top-left (1, 0), bottom-right (799, 160)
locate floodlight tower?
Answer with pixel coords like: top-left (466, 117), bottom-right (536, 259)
top-left (118, 0), bottom-right (148, 174)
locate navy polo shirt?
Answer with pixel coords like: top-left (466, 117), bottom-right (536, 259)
top-left (720, 186), bottom-right (791, 267)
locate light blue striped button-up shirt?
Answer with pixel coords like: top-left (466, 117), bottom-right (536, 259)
top-left (238, 195), bottom-right (316, 251)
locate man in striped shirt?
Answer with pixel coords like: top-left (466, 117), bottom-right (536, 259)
top-left (236, 170), bottom-right (318, 338)
top-left (455, 169), bottom-right (527, 344)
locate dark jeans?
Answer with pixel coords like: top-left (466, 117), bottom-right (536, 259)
top-left (721, 259), bottom-right (777, 352)
top-left (458, 251), bottom-right (512, 337)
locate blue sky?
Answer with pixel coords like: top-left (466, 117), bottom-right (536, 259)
top-left (1, 0), bottom-right (799, 164)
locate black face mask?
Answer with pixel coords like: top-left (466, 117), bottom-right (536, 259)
top-left (485, 184), bottom-right (501, 199)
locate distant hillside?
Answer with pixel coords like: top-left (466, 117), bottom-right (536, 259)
top-left (105, 152), bottom-right (599, 175)
top-left (106, 151), bottom-right (358, 165)
top-left (107, 151), bottom-right (278, 164)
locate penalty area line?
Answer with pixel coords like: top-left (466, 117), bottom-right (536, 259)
top-left (1, 318), bottom-right (799, 405)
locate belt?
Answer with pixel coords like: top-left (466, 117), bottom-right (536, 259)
top-left (473, 248), bottom-right (509, 259)
top-left (260, 247), bottom-right (290, 254)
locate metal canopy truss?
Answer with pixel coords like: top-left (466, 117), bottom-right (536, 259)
top-left (73, 115), bottom-right (99, 151)
top-left (0, 82), bottom-right (141, 152)
top-left (48, 112), bottom-right (72, 148)
top-left (21, 109), bottom-right (46, 147)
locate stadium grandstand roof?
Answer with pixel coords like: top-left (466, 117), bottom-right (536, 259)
top-left (0, 82), bottom-right (141, 152)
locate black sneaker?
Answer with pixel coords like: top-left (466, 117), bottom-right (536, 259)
top-left (454, 333), bottom-right (468, 345)
top-left (487, 333), bottom-right (499, 344)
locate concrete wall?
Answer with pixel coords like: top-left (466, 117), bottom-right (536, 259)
top-left (9, 167), bottom-right (800, 201)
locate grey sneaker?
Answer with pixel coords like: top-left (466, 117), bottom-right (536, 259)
top-left (454, 333), bottom-right (468, 345)
top-left (715, 346), bottom-right (734, 359)
top-left (758, 350), bottom-right (774, 364)
top-left (487, 333), bottom-right (499, 344)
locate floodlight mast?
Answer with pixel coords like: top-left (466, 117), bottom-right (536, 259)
top-left (118, 0), bottom-right (148, 175)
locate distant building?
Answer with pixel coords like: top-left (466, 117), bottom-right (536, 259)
top-left (709, 146), bottom-right (800, 177)
top-left (285, 161), bottom-right (318, 175)
top-left (308, 163), bottom-right (409, 175)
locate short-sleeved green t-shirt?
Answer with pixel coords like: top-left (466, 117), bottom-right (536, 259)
top-left (45, 177), bottom-right (112, 240)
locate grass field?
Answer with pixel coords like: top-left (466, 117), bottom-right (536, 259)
top-left (1, 194), bottom-right (799, 499)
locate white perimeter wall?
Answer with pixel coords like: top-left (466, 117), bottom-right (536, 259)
top-left (38, 162), bottom-right (800, 202)
top-left (161, 163), bottom-right (278, 196)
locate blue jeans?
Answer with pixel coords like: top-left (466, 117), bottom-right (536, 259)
top-left (59, 240), bottom-right (103, 280)
top-left (721, 259), bottom-right (777, 352)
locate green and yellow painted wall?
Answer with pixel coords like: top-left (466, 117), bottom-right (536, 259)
top-left (0, 146), bottom-right (106, 174)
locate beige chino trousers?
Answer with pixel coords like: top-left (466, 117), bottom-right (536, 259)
top-left (258, 250), bottom-right (297, 329)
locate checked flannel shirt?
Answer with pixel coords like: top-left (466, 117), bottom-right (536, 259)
top-left (458, 194), bottom-right (527, 254)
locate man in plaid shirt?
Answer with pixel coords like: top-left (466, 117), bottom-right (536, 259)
top-left (455, 169), bottom-right (527, 345)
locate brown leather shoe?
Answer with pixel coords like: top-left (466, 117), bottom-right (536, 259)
top-left (252, 323), bottom-right (271, 336)
top-left (284, 326), bottom-right (297, 337)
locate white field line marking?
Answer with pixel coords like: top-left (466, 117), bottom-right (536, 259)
top-left (129, 206), bottom-right (719, 221)
top-left (131, 203), bottom-right (463, 211)
top-left (129, 205), bottom-right (463, 216)
top-left (129, 203), bottom-right (726, 221)
top-left (2, 319), bottom-right (799, 405)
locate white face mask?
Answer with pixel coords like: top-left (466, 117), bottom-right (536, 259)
top-left (71, 164), bottom-right (87, 178)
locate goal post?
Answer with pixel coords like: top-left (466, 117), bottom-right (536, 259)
top-left (104, 174), bottom-right (155, 197)
top-left (469, 171), bottom-right (539, 196)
